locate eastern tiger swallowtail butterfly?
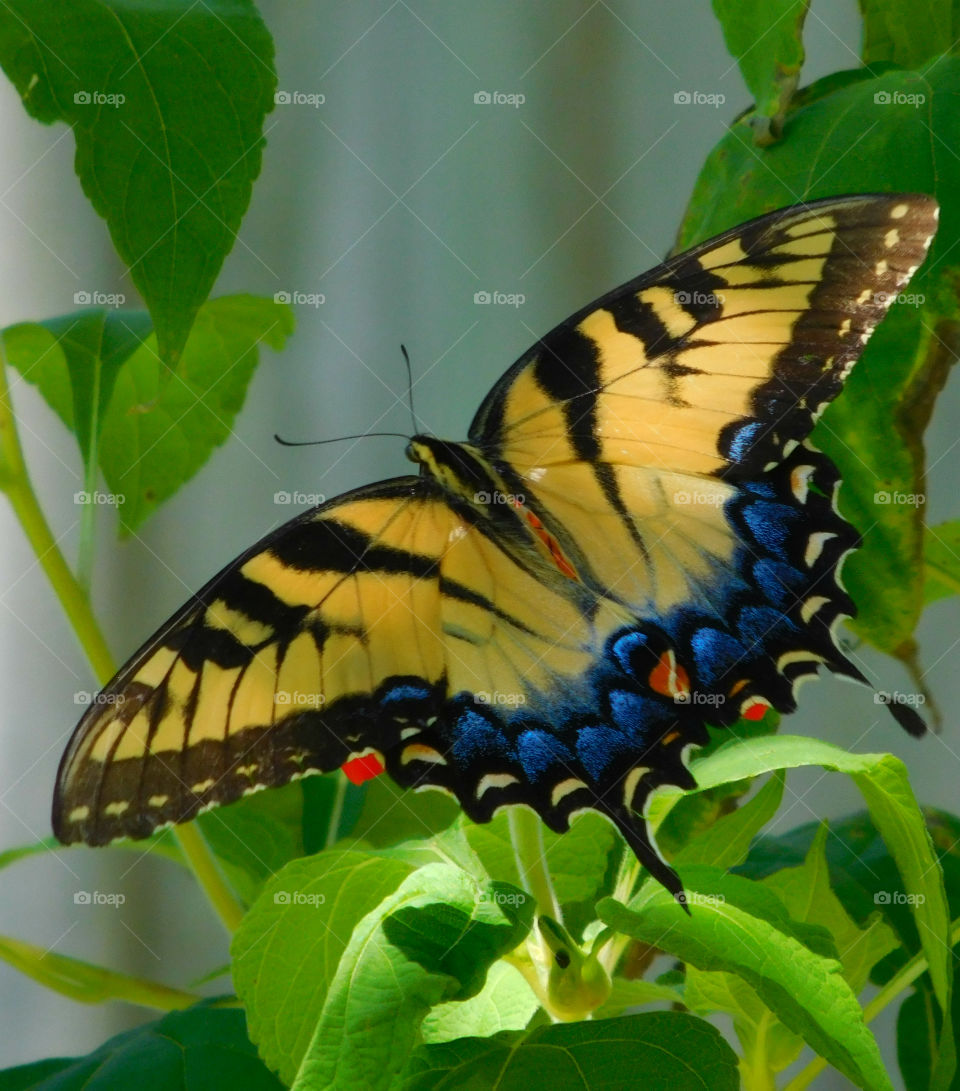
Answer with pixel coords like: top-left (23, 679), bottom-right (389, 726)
top-left (53, 193), bottom-right (937, 903)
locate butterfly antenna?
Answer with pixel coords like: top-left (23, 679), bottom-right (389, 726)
top-left (401, 344), bottom-right (421, 436)
top-left (274, 432), bottom-right (409, 447)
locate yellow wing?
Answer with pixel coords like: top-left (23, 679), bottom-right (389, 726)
top-left (54, 478), bottom-right (628, 847)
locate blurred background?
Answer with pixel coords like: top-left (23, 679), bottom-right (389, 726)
top-left (0, 1), bottom-right (955, 1084)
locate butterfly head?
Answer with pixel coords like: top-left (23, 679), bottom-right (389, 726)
top-left (406, 436), bottom-right (496, 503)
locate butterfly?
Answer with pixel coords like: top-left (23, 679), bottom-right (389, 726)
top-left (53, 194), bottom-right (937, 904)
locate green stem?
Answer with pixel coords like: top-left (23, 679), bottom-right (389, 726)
top-left (508, 807), bottom-right (560, 921)
top-left (0, 352), bottom-right (245, 935)
top-left (0, 933), bottom-right (200, 1010)
top-left (175, 825), bottom-right (245, 933)
top-left (75, 449), bottom-right (98, 594)
top-left (785, 916), bottom-right (960, 1091)
top-left (324, 770), bottom-right (349, 850)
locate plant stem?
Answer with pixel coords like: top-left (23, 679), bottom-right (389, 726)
top-left (785, 916), bottom-right (960, 1091)
top-left (0, 352), bottom-right (245, 935)
top-left (174, 825), bottom-right (245, 933)
top-left (508, 807), bottom-right (559, 921)
top-left (324, 770), bottom-right (349, 850)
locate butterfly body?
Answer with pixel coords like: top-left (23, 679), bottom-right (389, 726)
top-left (54, 194), bottom-right (937, 901)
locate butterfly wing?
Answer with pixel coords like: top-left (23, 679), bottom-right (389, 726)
top-left (467, 194), bottom-right (938, 713)
top-left (53, 476), bottom-right (629, 849)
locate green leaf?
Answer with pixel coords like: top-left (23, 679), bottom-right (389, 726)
top-left (761, 823), bottom-right (899, 993)
top-left (196, 782), bottom-right (305, 906)
top-left (401, 1012), bottom-right (740, 1091)
top-left (859, 0), bottom-right (954, 67)
top-left (420, 961), bottom-right (538, 1044)
top-left (463, 809), bottom-right (616, 909)
top-left (0, 1), bottom-right (276, 364)
top-left (4, 297), bottom-right (293, 532)
top-left (100, 295), bottom-right (294, 531)
top-left (0, 1005), bottom-right (283, 1090)
top-left (712, 0), bottom-right (810, 143)
top-left (926, 520), bottom-right (960, 603)
top-left (654, 734), bottom-right (953, 1014)
top-left (292, 864), bottom-right (533, 1091)
top-left (600, 872), bottom-right (892, 1091)
top-left (595, 976), bottom-right (685, 1019)
top-left (232, 850), bottom-right (415, 1086)
top-left (348, 776), bottom-right (459, 848)
top-left (673, 770), bottom-right (784, 869)
top-left (678, 60), bottom-right (960, 654)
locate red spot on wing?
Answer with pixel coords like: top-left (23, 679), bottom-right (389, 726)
top-left (510, 497), bottom-right (579, 580)
top-left (342, 754), bottom-right (385, 784)
top-left (742, 701), bottom-right (770, 722)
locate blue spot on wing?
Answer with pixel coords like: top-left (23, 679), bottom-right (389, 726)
top-left (690, 627), bottom-right (748, 687)
top-left (727, 421), bottom-right (767, 464)
top-left (753, 558), bottom-right (807, 606)
top-left (577, 725), bottom-right (632, 782)
top-left (737, 604), bottom-right (798, 646)
top-left (742, 501), bottom-right (800, 556)
top-left (517, 730), bottom-right (574, 782)
top-left (451, 709), bottom-right (512, 765)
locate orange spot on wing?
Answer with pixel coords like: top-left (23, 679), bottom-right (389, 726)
top-left (511, 497), bottom-right (579, 580)
top-left (342, 754), bottom-right (385, 784)
top-left (649, 650), bottom-right (690, 699)
top-left (661, 730), bottom-right (681, 746)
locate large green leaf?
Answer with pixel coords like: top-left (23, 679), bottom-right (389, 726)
top-left (652, 735), bottom-right (952, 1014)
top-left (0, 1005), bottom-right (282, 1090)
top-left (678, 60), bottom-right (960, 654)
top-left (291, 864), bottom-right (533, 1091)
top-left (712, 0), bottom-right (810, 143)
top-left (0, 1), bottom-right (276, 364)
top-left (232, 850), bottom-right (416, 1086)
top-left (401, 1012), bottom-right (740, 1091)
top-left (600, 867), bottom-right (892, 1091)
